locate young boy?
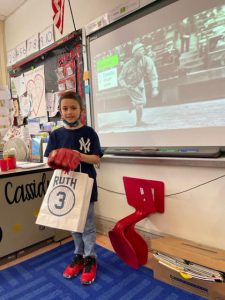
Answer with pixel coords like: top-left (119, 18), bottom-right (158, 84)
top-left (44, 91), bottom-right (103, 284)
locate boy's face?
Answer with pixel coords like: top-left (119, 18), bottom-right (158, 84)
top-left (60, 98), bottom-right (81, 124)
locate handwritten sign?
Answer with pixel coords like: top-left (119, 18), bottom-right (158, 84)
top-left (27, 33), bottom-right (39, 56)
top-left (6, 24), bottom-right (55, 66)
top-left (7, 48), bottom-right (17, 66)
top-left (39, 25), bottom-right (55, 50)
top-left (16, 41), bottom-right (27, 62)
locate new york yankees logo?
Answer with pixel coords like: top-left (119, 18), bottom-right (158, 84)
top-left (79, 137), bottom-right (91, 153)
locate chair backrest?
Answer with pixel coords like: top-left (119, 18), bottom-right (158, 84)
top-left (123, 176), bottom-right (165, 214)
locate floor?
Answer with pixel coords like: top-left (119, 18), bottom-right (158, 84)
top-left (0, 233), bottom-right (154, 271)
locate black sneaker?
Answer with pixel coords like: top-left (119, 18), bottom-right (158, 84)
top-left (81, 256), bottom-right (97, 284)
top-left (63, 254), bottom-right (84, 279)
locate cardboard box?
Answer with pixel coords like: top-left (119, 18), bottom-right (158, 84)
top-left (151, 236), bottom-right (225, 300)
top-left (151, 236), bottom-right (225, 272)
top-left (152, 259), bottom-right (225, 300)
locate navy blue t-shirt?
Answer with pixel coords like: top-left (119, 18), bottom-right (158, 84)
top-left (44, 125), bottom-right (103, 202)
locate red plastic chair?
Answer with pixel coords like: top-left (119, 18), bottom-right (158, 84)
top-left (109, 176), bottom-right (164, 269)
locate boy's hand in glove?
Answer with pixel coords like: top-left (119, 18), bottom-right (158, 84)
top-left (48, 148), bottom-right (81, 172)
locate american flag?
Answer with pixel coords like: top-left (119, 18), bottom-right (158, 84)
top-left (52, 0), bottom-right (65, 34)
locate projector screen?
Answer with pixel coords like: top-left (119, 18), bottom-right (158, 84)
top-left (87, 0), bottom-right (225, 147)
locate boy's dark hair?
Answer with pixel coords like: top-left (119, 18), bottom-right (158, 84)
top-left (59, 91), bottom-right (83, 110)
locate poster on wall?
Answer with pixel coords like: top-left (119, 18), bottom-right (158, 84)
top-left (7, 48), bottom-right (17, 67)
top-left (39, 25), bottom-right (54, 50)
top-left (16, 41), bottom-right (27, 63)
top-left (27, 33), bottom-right (39, 57)
top-left (24, 65), bottom-right (47, 119)
top-left (0, 89), bottom-right (11, 138)
top-left (0, 99), bottom-right (10, 136)
top-left (11, 75), bottom-right (26, 98)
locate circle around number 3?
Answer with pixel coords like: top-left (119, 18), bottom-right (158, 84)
top-left (47, 185), bottom-right (75, 216)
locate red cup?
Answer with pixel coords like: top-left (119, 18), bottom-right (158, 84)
top-left (0, 159), bottom-right (9, 172)
top-left (7, 157), bottom-right (16, 169)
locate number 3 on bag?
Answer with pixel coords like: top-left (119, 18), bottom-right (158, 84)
top-left (36, 170), bottom-right (93, 233)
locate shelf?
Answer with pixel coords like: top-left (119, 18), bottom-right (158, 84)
top-left (102, 154), bottom-right (225, 168)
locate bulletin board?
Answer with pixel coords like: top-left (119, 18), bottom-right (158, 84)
top-left (8, 30), bottom-right (84, 124)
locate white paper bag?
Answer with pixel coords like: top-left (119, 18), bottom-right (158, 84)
top-left (36, 169), bottom-right (93, 233)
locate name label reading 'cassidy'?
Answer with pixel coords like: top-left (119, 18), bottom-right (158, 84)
top-left (5, 173), bottom-right (49, 205)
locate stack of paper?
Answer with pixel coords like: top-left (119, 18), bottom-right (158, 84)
top-left (153, 251), bottom-right (224, 282)
top-left (16, 161), bottom-right (46, 169)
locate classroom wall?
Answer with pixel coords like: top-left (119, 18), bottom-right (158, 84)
top-left (97, 160), bottom-right (225, 248)
top-left (0, 21), bottom-right (7, 87)
top-left (4, 0), bottom-right (225, 250)
top-left (4, 0), bottom-right (125, 51)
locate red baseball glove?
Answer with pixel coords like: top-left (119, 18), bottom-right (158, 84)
top-left (48, 148), bottom-right (81, 172)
